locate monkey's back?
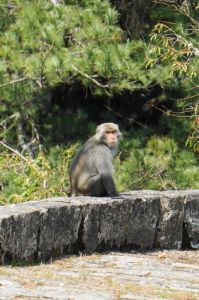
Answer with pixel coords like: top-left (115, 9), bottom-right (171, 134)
top-left (69, 136), bottom-right (113, 193)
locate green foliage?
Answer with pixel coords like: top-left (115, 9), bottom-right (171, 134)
top-left (0, 131), bottom-right (198, 204)
top-left (115, 135), bottom-right (199, 191)
top-left (0, 144), bottom-right (78, 204)
top-left (0, 0), bottom-right (154, 101)
top-left (0, 0), bottom-right (159, 149)
top-left (186, 125), bottom-right (199, 153)
top-left (147, 3), bottom-right (199, 152)
top-left (0, 1), bottom-right (199, 204)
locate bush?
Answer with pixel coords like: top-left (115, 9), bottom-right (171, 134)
top-left (115, 135), bottom-right (199, 191)
top-left (0, 144), bottom-right (78, 204)
top-left (0, 134), bottom-right (198, 205)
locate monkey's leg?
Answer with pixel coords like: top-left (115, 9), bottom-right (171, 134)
top-left (100, 173), bottom-right (117, 196)
top-left (79, 174), bottom-right (106, 196)
top-left (81, 174), bottom-right (117, 197)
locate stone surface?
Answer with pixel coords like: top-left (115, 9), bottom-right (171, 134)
top-left (184, 191), bottom-right (199, 249)
top-left (82, 195), bottom-right (160, 252)
top-left (157, 193), bottom-right (184, 249)
top-left (0, 190), bottom-right (199, 264)
top-left (0, 250), bottom-right (199, 300)
top-left (0, 205), bottom-right (40, 264)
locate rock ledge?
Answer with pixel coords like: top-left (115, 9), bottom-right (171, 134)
top-left (0, 190), bottom-right (199, 264)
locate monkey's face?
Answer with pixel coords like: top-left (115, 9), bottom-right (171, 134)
top-left (95, 123), bottom-right (121, 149)
top-left (104, 130), bottom-right (118, 148)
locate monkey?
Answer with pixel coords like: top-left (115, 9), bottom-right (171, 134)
top-left (69, 123), bottom-right (122, 197)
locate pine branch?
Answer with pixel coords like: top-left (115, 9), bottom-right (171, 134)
top-left (0, 112), bottom-right (20, 127)
top-left (0, 141), bottom-right (28, 162)
top-left (0, 77), bottom-right (29, 87)
top-left (70, 64), bottom-right (112, 88)
top-left (103, 104), bottom-right (147, 128)
top-left (0, 77), bottom-right (43, 88)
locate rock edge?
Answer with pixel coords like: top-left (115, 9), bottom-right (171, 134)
top-left (0, 190), bottom-right (199, 264)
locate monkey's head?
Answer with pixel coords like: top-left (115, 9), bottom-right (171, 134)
top-left (95, 123), bottom-right (122, 149)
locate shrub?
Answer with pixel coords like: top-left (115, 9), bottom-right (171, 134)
top-left (115, 135), bottom-right (199, 191)
top-left (0, 144), bottom-right (78, 204)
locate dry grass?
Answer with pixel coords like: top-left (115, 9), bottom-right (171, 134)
top-left (0, 251), bottom-right (199, 299)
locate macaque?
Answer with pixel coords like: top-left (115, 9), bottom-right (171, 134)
top-left (69, 123), bottom-right (122, 197)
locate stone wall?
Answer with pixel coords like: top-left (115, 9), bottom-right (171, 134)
top-left (0, 190), bottom-right (199, 264)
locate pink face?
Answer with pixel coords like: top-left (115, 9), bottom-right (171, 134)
top-left (105, 130), bottom-right (118, 148)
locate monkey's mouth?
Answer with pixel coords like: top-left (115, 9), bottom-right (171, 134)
top-left (108, 142), bottom-right (117, 148)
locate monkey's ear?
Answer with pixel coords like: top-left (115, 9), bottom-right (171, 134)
top-left (95, 131), bottom-right (103, 141)
top-left (95, 123), bottom-right (106, 141)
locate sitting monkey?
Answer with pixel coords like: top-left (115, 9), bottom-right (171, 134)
top-left (69, 123), bottom-right (122, 196)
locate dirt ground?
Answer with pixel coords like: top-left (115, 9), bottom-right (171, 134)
top-left (0, 250), bottom-right (199, 300)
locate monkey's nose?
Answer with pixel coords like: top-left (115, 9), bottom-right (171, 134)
top-left (110, 139), bottom-right (117, 145)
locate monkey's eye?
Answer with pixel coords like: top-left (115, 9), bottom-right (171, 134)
top-left (105, 130), bottom-right (116, 134)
